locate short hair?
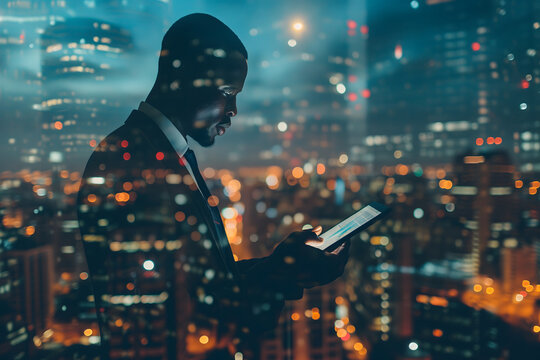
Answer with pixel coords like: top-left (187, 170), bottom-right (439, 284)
top-left (157, 13), bottom-right (247, 82)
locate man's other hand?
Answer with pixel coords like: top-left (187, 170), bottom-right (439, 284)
top-left (269, 227), bottom-right (350, 288)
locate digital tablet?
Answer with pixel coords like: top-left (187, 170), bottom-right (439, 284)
top-left (307, 202), bottom-right (390, 251)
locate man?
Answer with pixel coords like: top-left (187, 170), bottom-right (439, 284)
top-left (77, 13), bottom-right (349, 359)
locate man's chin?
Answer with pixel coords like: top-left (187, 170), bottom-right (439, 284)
top-left (191, 134), bottom-right (215, 148)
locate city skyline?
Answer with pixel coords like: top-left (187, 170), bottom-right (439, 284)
top-left (1, 1), bottom-right (539, 359)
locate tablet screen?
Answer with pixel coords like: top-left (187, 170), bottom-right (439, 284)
top-left (308, 205), bottom-right (382, 250)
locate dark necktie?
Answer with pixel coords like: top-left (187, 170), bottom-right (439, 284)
top-left (182, 149), bottom-right (235, 273)
top-left (183, 149), bottom-right (213, 202)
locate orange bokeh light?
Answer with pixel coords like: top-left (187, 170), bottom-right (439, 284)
top-left (25, 226), bottom-right (36, 236)
top-left (115, 192), bottom-right (130, 202)
top-left (292, 166), bottom-right (304, 179)
top-left (396, 164), bottom-right (408, 175)
top-left (175, 211), bottom-right (186, 222)
top-left (207, 195), bottom-right (219, 207)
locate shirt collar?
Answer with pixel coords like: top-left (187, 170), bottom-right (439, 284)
top-left (138, 101), bottom-right (189, 157)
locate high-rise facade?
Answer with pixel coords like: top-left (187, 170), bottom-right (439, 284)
top-left (39, 18), bottom-right (134, 170)
top-left (10, 246), bottom-right (55, 336)
top-left (449, 150), bottom-right (519, 276)
top-left (363, 0), bottom-right (540, 169)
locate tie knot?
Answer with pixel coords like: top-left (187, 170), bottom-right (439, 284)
top-left (183, 148), bottom-right (196, 164)
top-left (183, 148), bottom-right (204, 184)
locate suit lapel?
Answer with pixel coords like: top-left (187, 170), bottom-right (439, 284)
top-left (124, 110), bottom-right (238, 277)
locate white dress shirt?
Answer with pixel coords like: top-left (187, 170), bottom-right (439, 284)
top-left (138, 101), bottom-right (202, 190)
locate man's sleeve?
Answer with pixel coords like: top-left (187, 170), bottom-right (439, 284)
top-left (236, 257), bottom-right (304, 301)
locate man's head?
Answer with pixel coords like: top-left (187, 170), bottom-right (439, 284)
top-left (148, 13), bottom-right (248, 147)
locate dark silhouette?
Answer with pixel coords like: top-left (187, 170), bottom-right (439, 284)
top-left (77, 13), bottom-right (349, 359)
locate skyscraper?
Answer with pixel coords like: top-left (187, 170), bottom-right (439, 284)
top-left (10, 245), bottom-right (55, 336)
top-left (39, 18), bottom-right (134, 170)
top-left (450, 150), bottom-right (518, 277)
top-left (363, 0), bottom-right (540, 169)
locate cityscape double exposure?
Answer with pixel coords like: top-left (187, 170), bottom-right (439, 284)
top-left (1, 0), bottom-right (540, 359)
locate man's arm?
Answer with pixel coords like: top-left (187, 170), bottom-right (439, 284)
top-left (236, 257), bottom-right (303, 300)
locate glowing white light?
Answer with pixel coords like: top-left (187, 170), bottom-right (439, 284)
top-left (339, 154), bottom-right (349, 164)
top-left (410, 1), bottom-right (419, 9)
top-left (413, 208), bottom-right (424, 219)
top-left (88, 177), bottom-right (105, 184)
top-left (49, 151), bottom-right (63, 163)
top-left (408, 342), bottom-right (419, 351)
top-left (205, 269), bottom-right (215, 280)
top-left (520, 103), bottom-right (527, 110)
top-left (336, 83), bottom-right (346, 94)
top-left (283, 215), bottom-right (293, 225)
top-left (303, 163), bottom-right (314, 173)
top-left (288, 39), bottom-right (297, 47)
top-left (293, 213), bottom-right (304, 223)
top-left (277, 121), bottom-right (288, 132)
top-left (329, 75), bottom-right (340, 85)
top-left (143, 260), bottom-right (154, 271)
top-left (213, 49), bottom-right (226, 58)
top-left (175, 194), bottom-right (187, 205)
top-left (266, 174), bottom-right (278, 187)
top-left (222, 207), bottom-right (236, 219)
top-left (292, 22), bottom-right (304, 31)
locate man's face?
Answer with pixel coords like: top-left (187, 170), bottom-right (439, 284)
top-left (182, 56), bottom-right (247, 147)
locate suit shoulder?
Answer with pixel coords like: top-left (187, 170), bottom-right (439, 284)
top-left (82, 123), bottom-right (155, 178)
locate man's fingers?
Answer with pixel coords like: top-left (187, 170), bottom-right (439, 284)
top-left (301, 225), bottom-right (323, 236)
top-left (282, 231), bottom-right (322, 249)
top-left (300, 229), bottom-right (322, 243)
top-left (329, 243), bottom-right (346, 255)
top-left (305, 226), bottom-right (323, 246)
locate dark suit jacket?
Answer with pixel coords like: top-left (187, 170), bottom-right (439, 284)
top-left (77, 110), bottom-right (298, 359)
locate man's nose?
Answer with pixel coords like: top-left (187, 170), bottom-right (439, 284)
top-left (226, 97), bottom-right (237, 117)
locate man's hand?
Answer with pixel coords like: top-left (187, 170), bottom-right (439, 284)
top-left (269, 227), bottom-right (350, 288)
